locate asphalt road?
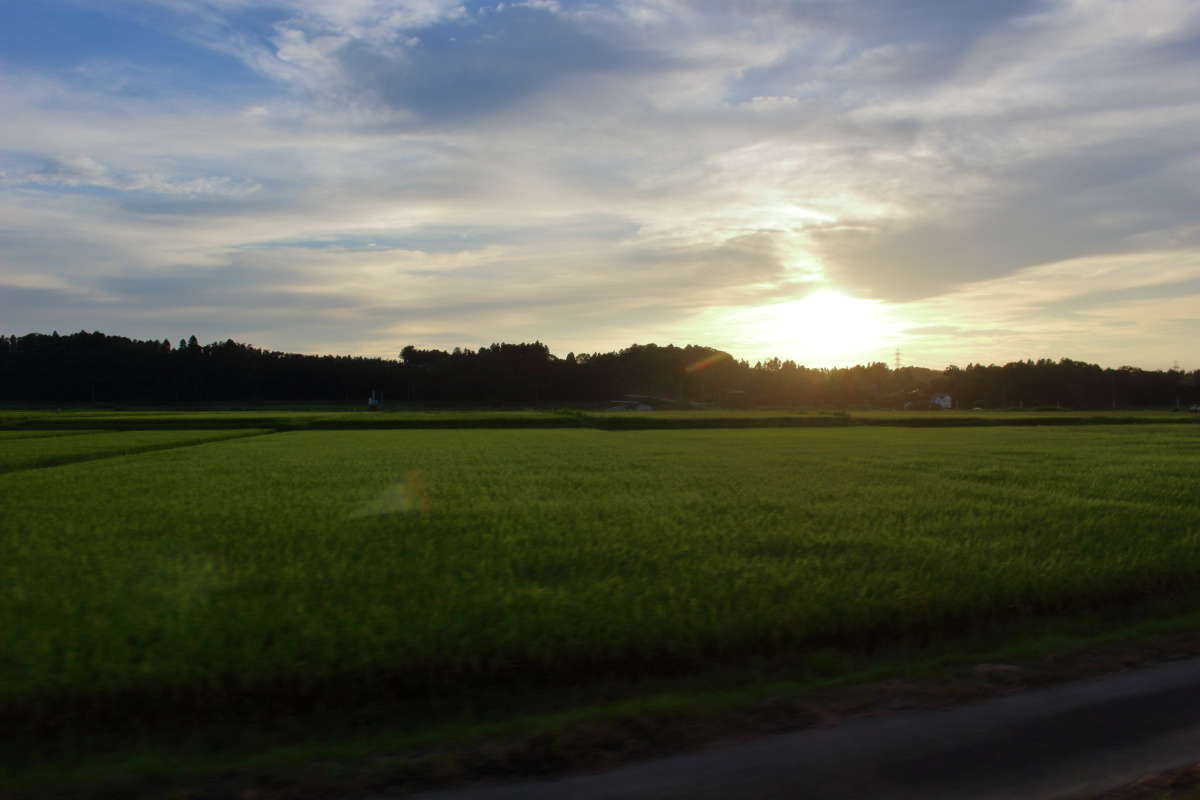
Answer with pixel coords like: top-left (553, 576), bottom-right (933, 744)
top-left (396, 657), bottom-right (1200, 800)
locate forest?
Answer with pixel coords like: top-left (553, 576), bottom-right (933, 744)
top-left (2, 330), bottom-right (1197, 410)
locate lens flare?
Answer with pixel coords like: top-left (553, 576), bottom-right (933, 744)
top-left (348, 470), bottom-right (430, 518)
top-left (685, 352), bottom-right (730, 373)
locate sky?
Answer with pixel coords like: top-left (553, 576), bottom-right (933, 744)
top-left (2, 0), bottom-right (1198, 369)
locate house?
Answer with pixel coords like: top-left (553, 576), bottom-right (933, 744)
top-left (930, 393), bottom-right (953, 410)
top-left (903, 390), bottom-right (954, 410)
top-left (607, 399), bottom-right (654, 411)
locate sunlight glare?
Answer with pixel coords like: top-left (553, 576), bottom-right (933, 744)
top-left (748, 290), bottom-right (896, 365)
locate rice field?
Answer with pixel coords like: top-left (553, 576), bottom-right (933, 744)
top-left (2, 419), bottom-right (1199, 779)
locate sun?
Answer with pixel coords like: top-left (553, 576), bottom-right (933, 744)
top-left (687, 286), bottom-right (900, 366)
top-left (753, 290), bottom-right (894, 364)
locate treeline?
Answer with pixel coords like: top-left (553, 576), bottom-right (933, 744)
top-left (940, 359), bottom-right (1197, 410)
top-left (1, 331), bottom-right (1197, 409)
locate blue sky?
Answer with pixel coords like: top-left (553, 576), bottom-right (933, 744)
top-left (2, 0), bottom-right (1199, 367)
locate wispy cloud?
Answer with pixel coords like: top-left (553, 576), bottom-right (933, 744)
top-left (1, 0), bottom-right (1198, 367)
top-left (2, 154), bottom-right (261, 196)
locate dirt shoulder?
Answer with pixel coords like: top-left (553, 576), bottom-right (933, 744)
top-left (1088, 763), bottom-right (1200, 800)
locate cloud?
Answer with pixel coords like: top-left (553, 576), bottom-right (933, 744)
top-left (890, 248), bottom-right (1200, 368)
top-left (1034, 277), bottom-right (1200, 318)
top-left (3, 0), bottom-right (1200, 368)
top-left (333, 7), bottom-right (670, 122)
top-left (2, 154), bottom-right (261, 197)
top-left (797, 0), bottom-right (1200, 300)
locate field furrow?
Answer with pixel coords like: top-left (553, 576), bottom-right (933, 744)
top-left (0, 428), bottom-right (276, 473)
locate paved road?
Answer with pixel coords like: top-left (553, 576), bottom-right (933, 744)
top-left (397, 657), bottom-right (1200, 799)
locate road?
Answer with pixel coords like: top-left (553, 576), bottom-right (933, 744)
top-left (395, 657), bottom-right (1200, 799)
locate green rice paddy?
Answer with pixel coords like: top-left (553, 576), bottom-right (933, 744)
top-left (2, 415), bottom-right (1199, 785)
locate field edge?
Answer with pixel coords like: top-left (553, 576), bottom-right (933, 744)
top-left (12, 609), bottom-right (1200, 800)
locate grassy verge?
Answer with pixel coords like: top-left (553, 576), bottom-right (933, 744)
top-left (0, 430), bottom-right (105, 441)
top-left (14, 609), bottom-right (1200, 799)
top-left (0, 409), bottom-right (574, 430)
top-left (1, 408), bottom-right (1194, 431)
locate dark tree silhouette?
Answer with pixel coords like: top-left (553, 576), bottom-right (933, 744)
top-left (1, 330), bottom-right (1196, 409)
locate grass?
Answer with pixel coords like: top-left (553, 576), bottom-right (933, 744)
top-left (0, 429), bottom-right (105, 440)
top-left (1, 407), bottom-right (1194, 431)
top-left (0, 408), bottom-right (573, 430)
top-left (3, 422), bottom-right (1200, 788)
top-left (0, 428), bottom-right (270, 472)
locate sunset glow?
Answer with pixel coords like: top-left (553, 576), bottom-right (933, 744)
top-left (765, 291), bottom-right (894, 364)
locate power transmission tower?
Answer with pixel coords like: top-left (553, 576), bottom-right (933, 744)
top-left (894, 348), bottom-right (901, 372)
